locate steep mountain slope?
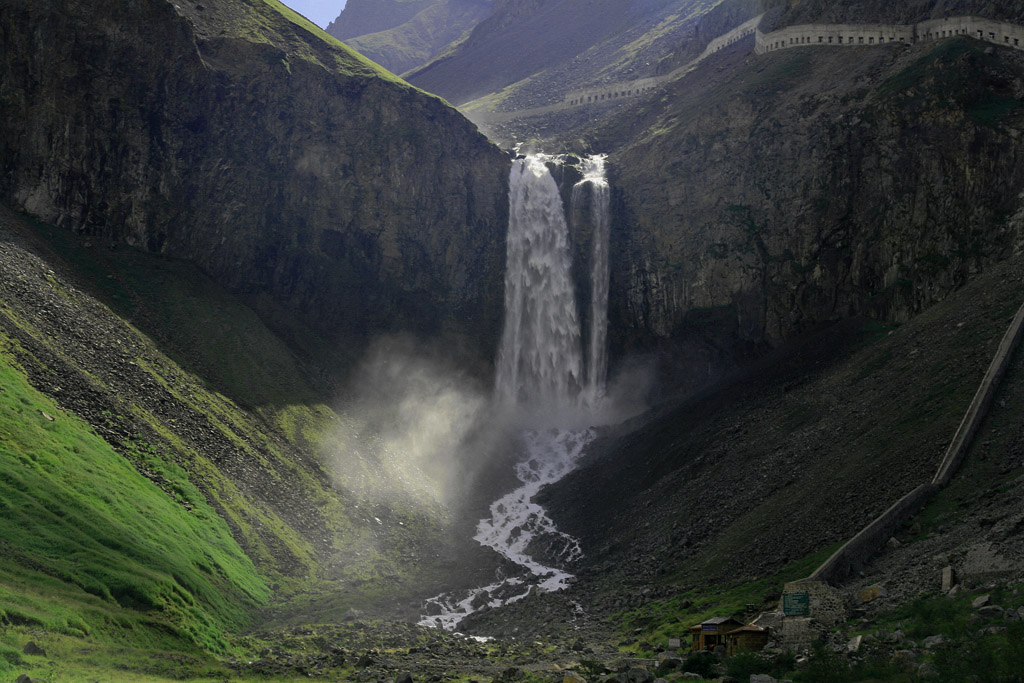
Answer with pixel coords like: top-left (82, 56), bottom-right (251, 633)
top-left (329, 0), bottom-right (493, 76)
top-left (406, 0), bottom-right (727, 106)
top-left (327, 0), bottom-right (436, 38)
top-left (0, 0), bottom-right (510, 376)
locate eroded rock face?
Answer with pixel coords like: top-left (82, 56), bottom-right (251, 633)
top-left (0, 0), bottom-right (509, 362)
top-left (610, 39), bottom-right (1024, 349)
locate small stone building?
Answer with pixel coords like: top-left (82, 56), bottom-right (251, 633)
top-left (689, 617), bottom-right (743, 651)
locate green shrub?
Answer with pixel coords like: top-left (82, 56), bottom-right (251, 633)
top-left (682, 651), bottom-right (717, 679)
top-left (726, 651), bottom-right (770, 679)
top-left (933, 621), bottom-right (1024, 682)
top-left (897, 594), bottom-right (964, 638)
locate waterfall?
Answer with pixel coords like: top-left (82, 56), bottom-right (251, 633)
top-left (572, 155), bottom-right (611, 407)
top-left (420, 153), bottom-right (613, 632)
top-left (495, 155), bottom-right (584, 408)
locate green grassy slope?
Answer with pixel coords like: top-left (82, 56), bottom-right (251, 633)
top-left (190, 0), bottom-right (411, 84)
top-left (0, 346), bottom-right (267, 655)
top-left (0, 201), bottom-right (468, 676)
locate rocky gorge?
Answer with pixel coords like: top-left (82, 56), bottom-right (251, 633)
top-left (2, 0), bottom-right (1024, 680)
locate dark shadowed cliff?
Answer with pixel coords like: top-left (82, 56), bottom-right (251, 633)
top-left (0, 0), bottom-right (510, 375)
top-left (600, 39), bottom-right (1024, 360)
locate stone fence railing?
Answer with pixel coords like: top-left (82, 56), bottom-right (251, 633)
top-left (756, 15), bottom-right (1024, 54)
top-left (469, 14), bottom-right (1024, 124)
top-left (562, 13), bottom-right (764, 109)
top-left (464, 13), bottom-right (765, 123)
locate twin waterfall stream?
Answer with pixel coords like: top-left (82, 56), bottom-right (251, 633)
top-left (419, 154), bottom-right (612, 631)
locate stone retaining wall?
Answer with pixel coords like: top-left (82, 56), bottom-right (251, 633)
top-left (805, 300), bottom-right (1024, 586)
top-left (756, 16), bottom-right (1024, 54)
top-left (472, 15), bottom-right (1024, 126)
top-left (932, 301), bottom-right (1024, 485)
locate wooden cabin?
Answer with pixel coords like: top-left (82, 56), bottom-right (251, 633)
top-left (725, 624), bottom-right (769, 655)
top-left (689, 617), bottom-right (743, 651)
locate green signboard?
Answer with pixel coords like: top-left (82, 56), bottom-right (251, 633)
top-left (783, 592), bottom-right (810, 616)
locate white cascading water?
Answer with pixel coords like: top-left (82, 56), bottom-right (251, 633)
top-left (495, 155), bottom-right (584, 408)
top-left (420, 153), bottom-right (611, 632)
top-left (573, 155), bottom-right (611, 408)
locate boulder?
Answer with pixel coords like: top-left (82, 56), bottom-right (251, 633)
top-left (857, 584), bottom-right (886, 604)
top-left (395, 673), bottom-right (414, 683)
top-left (563, 672), bottom-right (587, 683)
top-left (885, 629), bottom-right (905, 645)
top-left (971, 594), bottom-right (991, 609)
top-left (941, 566), bottom-right (954, 592)
top-left (977, 605), bottom-right (1005, 619)
top-left (750, 675), bottom-right (777, 683)
top-left (922, 635), bottom-right (947, 649)
top-left (626, 667), bottom-right (653, 683)
top-left (656, 652), bottom-right (683, 670)
top-left (22, 642), bottom-right (46, 657)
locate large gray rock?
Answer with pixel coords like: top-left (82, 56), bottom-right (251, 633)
top-left (656, 652), bottom-right (683, 670)
top-left (626, 667), bottom-right (653, 683)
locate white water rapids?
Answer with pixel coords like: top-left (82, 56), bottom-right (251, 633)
top-left (419, 153), bottom-right (612, 632)
top-left (575, 155), bottom-right (611, 408)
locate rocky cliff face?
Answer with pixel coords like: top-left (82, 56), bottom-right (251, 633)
top-left (0, 0), bottom-right (510, 371)
top-left (603, 38), bottom-right (1024, 354)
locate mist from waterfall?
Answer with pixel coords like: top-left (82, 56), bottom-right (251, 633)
top-left (420, 153), bottom-right (615, 632)
top-left (573, 155), bottom-right (611, 408)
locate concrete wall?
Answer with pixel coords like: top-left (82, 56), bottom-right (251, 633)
top-left (698, 13), bottom-right (764, 59)
top-left (933, 301), bottom-right (1024, 485)
top-left (559, 13), bottom-right (766, 111)
top-left (756, 16), bottom-right (1024, 55)
top-left (808, 483), bottom-right (940, 585)
top-left (563, 77), bottom-right (661, 107)
top-left (805, 300), bottom-right (1024, 586)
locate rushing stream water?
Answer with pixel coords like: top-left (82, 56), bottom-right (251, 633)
top-left (419, 154), bottom-right (611, 631)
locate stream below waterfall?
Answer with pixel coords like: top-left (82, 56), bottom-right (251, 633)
top-left (419, 153), bottom-right (613, 632)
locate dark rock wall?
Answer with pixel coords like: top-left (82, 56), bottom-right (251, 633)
top-left (0, 0), bottom-right (510, 365)
top-left (609, 40), bottom-right (1024, 351)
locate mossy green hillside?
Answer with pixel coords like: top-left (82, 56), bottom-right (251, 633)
top-left (0, 206), bottom-right (462, 646)
top-left (0, 343), bottom-right (269, 654)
